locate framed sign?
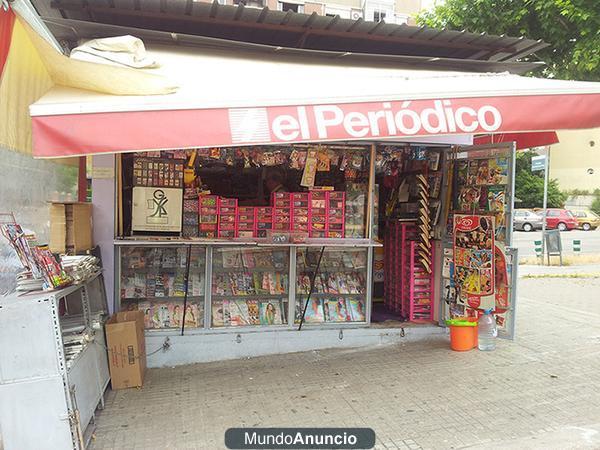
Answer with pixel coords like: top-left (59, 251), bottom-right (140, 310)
top-left (132, 187), bottom-right (183, 232)
top-left (453, 214), bottom-right (495, 308)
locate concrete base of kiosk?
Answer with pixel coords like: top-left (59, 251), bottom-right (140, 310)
top-left (145, 324), bottom-right (445, 367)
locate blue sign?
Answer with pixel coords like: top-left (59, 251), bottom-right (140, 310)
top-left (531, 155), bottom-right (546, 172)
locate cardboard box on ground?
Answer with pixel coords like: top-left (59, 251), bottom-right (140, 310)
top-left (105, 310), bottom-right (147, 389)
top-left (49, 202), bottom-right (93, 254)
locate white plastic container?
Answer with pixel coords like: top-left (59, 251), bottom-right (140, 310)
top-left (477, 309), bottom-right (497, 351)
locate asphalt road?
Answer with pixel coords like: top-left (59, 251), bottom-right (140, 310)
top-left (512, 227), bottom-right (600, 257)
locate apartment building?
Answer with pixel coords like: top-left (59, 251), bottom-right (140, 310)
top-left (202, 0), bottom-right (423, 25)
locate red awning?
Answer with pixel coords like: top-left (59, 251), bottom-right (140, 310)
top-left (28, 44), bottom-right (600, 158)
top-left (474, 131), bottom-right (559, 149)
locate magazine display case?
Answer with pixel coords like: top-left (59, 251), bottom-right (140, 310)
top-left (295, 247), bottom-right (368, 324)
top-left (115, 241), bottom-right (375, 333)
top-left (211, 247), bottom-right (289, 328)
top-left (119, 245), bottom-right (206, 330)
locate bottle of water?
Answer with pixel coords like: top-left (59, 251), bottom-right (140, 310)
top-left (478, 309), bottom-right (497, 351)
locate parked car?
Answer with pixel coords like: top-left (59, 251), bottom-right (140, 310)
top-left (571, 209), bottom-right (600, 231)
top-left (513, 209), bottom-right (543, 232)
top-left (541, 208), bottom-right (579, 231)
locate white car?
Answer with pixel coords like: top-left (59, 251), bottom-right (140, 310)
top-left (513, 209), bottom-right (544, 232)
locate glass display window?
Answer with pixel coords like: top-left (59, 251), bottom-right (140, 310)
top-left (119, 245), bottom-right (206, 330)
top-left (210, 247), bottom-right (290, 328)
top-left (295, 247), bottom-right (368, 324)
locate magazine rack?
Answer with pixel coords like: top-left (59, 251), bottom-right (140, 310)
top-left (0, 273), bottom-right (110, 450)
top-left (408, 241), bottom-right (435, 322)
top-left (384, 221), bottom-right (434, 322)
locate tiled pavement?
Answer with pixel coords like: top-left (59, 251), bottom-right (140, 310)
top-left (90, 278), bottom-right (600, 449)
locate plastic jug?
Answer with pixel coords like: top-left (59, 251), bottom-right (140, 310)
top-left (477, 309), bottom-right (497, 351)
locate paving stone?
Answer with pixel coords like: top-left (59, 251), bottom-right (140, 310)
top-left (90, 278), bottom-right (600, 449)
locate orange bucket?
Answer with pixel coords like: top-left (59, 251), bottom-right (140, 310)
top-left (446, 319), bottom-right (478, 351)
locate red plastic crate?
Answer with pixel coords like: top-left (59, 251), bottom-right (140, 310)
top-left (291, 193), bottom-right (310, 232)
top-left (217, 197), bottom-right (238, 238)
top-left (256, 207), bottom-right (273, 238)
top-left (199, 195), bottom-right (219, 238)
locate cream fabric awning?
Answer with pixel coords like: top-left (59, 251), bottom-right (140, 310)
top-left (29, 37), bottom-right (600, 158)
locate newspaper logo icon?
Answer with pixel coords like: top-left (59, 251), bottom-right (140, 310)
top-left (229, 108), bottom-right (270, 144)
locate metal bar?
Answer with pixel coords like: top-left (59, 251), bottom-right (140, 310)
top-left (367, 143), bottom-right (376, 240)
top-left (256, 6), bottom-right (269, 23)
top-left (233, 3), bottom-right (244, 20)
top-left (541, 145), bottom-right (549, 264)
top-left (324, 14), bottom-right (339, 30)
top-left (297, 246), bottom-right (325, 331)
top-left (204, 246), bottom-right (212, 328)
top-left (367, 20), bottom-right (386, 35)
top-left (288, 246), bottom-right (296, 328)
top-left (180, 244), bottom-right (193, 335)
top-left (50, 0), bottom-right (516, 51)
top-left (365, 246), bottom-right (373, 325)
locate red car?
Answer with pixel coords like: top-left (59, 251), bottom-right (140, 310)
top-left (543, 208), bottom-right (579, 231)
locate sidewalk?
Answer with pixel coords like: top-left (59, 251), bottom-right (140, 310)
top-left (519, 263), bottom-right (600, 277)
top-left (90, 278), bottom-right (600, 449)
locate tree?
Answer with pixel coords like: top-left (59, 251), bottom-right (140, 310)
top-left (418, 0), bottom-right (600, 81)
top-left (514, 151), bottom-right (566, 208)
top-left (591, 194), bottom-right (600, 215)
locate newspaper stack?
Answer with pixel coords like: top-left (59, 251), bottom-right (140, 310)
top-left (15, 270), bottom-right (45, 292)
top-left (61, 255), bottom-right (101, 282)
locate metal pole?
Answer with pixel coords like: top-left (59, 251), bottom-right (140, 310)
top-left (180, 244), bottom-right (192, 336)
top-left (541, 146), bottom-right (550, 264)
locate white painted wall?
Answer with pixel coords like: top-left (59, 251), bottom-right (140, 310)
top-left (91, 155), bottom-right (116, 312)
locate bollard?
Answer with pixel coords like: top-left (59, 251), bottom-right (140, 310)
top-left (534, 240), bottom-right (543, 258)
top-left (573, 239), bottom-right (581, 253)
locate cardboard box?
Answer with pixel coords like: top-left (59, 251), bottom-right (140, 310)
top-left (105, 311), bottom-right (146, 389)
top-left (49, 202), bottom-right (93, 254)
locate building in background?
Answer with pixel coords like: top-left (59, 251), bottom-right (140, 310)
top-left (204, 0), bottom-right (422, 25)
top-left (550, 128), bottom-right (600, 192)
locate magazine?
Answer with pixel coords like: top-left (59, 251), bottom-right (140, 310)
top-left (241, 250), bottom-right (256, 269)
top-left (247, 300), bottom-right (260, 325)
top-left (212, 300), bottom-right (225, 327)
top-left (259, 300), bottom-right (283, 325)
top-left (222, 250), bottom-right (243, 268)
top-left (348, 299), bottom-right (366, 322)
top-left (326, 298), bottom-right (351, 322)
top-left (184, 303), bottom-right (201, 328)
top-left (190, 273), bottom-right (205, 296)
top-left (139, 301), bottom-right (153, 329)
top-left (152, 303), bottom-right (171, 329)
top-left (303, 299), bottom-right (325, 323)
top-left (229, 300), bottom-right (250, 326)
top-left (169, 303), bottom-right (184, 328)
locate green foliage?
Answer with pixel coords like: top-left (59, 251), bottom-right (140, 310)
top-left (514, 151), bottom-right (566, 208)
top-left (591, 194), bottom-right (600, 215)
top-left (417, 0), bottom-right (600, 81)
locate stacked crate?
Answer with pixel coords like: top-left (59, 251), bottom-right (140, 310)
top-left (272, 192), bottom-right (292, 233)
top-left (217, 198), bottom-right (238, 238)
top-left (291, 192), bottom-right (310, 234)
top-left (198, 195), bottom-right (219, 238)
top-left (384, 221), bottom-right (434, 322)
top-left (256, 207), bottom-right (273, 238)
top-left (309, 191), bottom-right (327, 238)
top-left (182, 199), bottom-right (199, 238)
top-left (327, 191), bottom-right (345, 238)
top-left (237, 207), bottom-right (256, 238)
